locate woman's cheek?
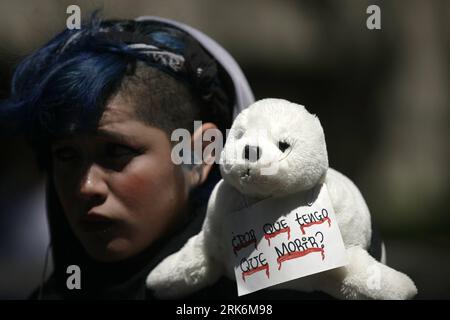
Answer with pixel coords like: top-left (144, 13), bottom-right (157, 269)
top-left (52, 167), bottom-right (83, 217)
top-left (113, 158), bottom-right (186, 238)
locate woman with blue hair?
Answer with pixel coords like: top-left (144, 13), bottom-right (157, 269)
top-left (1, 15), bottom-right (256, 299)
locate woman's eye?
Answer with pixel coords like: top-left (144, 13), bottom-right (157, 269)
top-left (106, 144), bottom-right (138, 158)
top-left (278, 141), bottom-right (291, 152)
top-left (53, 146), bottom-right (79, 162)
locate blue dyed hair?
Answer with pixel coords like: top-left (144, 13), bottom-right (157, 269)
top-left (1, 15), bottom-right (233, 170)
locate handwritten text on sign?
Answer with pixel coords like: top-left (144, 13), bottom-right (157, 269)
top-left (227, 183), bottom-right (348, 296)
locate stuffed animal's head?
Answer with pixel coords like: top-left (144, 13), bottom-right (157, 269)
top-left (220, 98), bottom-right (328, 198)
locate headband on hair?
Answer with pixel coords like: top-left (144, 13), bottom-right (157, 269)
top-left (57, 20), bottom-right (230, 108)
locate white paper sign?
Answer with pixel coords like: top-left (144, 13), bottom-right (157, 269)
top-left (226, 183), bottom-right (348, 296)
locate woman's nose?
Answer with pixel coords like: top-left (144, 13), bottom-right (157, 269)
top-left (78, 164), bottom-right (108, 203)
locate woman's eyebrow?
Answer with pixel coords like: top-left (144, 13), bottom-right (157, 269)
top-left (96, 130), bottom-right (136, 144)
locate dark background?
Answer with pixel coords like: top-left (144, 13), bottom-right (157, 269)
top-left (0, 0), bottom-right (449, 299)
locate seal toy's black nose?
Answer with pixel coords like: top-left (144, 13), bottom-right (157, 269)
top-left (243, 145), bottom-right (262, 162)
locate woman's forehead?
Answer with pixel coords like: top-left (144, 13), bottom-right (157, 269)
top-left (53, 97), bottom-right (170, 145)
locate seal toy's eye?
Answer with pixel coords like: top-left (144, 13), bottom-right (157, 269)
top-left (278, 141), bottom-right (290, 152)
top-left (235, 129), bottom-right (244, 139)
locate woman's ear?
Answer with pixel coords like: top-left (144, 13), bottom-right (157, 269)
top-left (188, 122), bottom-right (219, 187)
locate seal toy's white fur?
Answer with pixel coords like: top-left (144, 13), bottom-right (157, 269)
top-left (147, 98), bottom-right (417, 299)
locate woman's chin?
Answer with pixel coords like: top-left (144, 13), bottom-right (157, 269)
top-left (83, 237), bottom-right (136, 263)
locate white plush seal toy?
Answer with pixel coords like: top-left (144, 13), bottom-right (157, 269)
top-left (147, 98), bottom-right (417, 299)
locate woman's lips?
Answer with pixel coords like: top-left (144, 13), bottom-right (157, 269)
top-left (79, 213), bottom-right (118, 233)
